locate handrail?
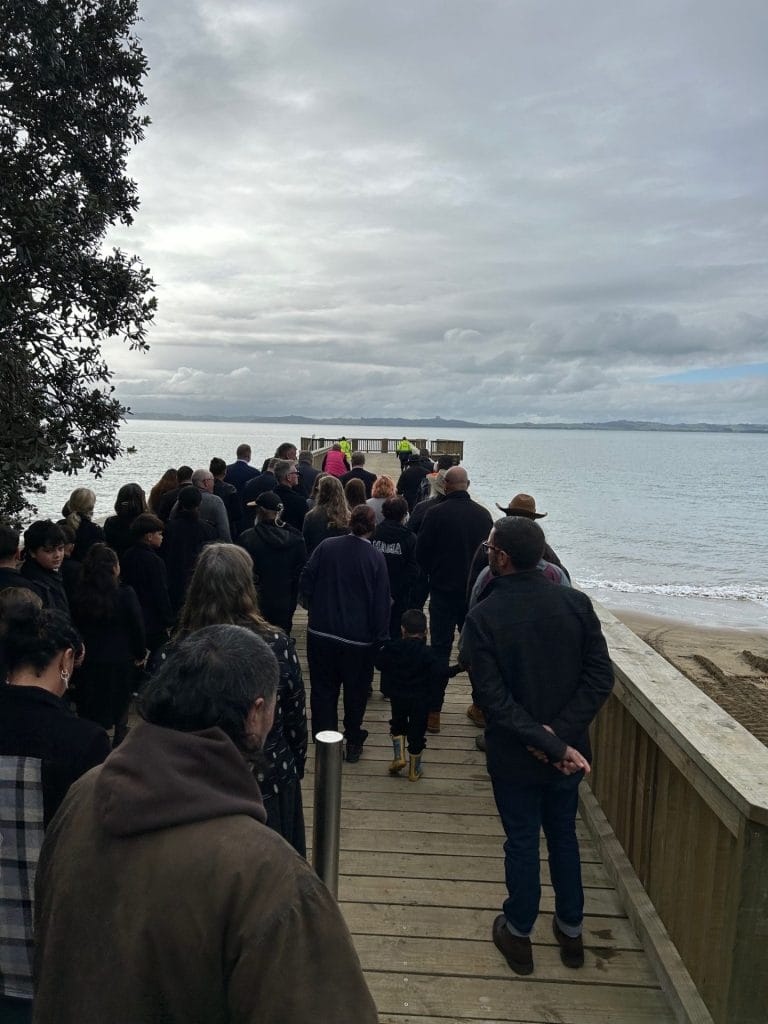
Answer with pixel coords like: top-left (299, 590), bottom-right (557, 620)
top-left (587, 603), bottom-right (768, 1024)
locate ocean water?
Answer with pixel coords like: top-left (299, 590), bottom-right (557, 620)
top-left (33, 419), bottom-right (768, 632)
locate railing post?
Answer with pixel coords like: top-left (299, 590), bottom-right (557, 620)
top-left (312, 730), bottom-right (344, 898)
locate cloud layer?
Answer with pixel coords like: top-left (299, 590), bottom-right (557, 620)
top-left (107, 0), bottom-right (768, 422)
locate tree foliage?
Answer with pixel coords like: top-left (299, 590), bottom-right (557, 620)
top-left (0, 0), bottom-right (156, 520)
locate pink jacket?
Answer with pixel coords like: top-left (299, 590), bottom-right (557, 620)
top-left (322, 449), bottom-right (349, 477)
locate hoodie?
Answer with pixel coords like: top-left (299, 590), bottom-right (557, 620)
top-left (237, 522), bottom-right (307, 631)
top-left (33, 721), bottom-right (377, 1024)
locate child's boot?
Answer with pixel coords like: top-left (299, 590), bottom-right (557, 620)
top-left (408, 752), bottom-right (423, 782)
top-left (388, 734), bottom-right (407, 774)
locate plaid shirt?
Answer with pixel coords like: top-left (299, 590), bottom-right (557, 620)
top-left (0, 756), bottom-right (44, 1001)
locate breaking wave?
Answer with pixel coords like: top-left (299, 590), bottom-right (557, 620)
top-left (576, 578), bottom-right (768, 605)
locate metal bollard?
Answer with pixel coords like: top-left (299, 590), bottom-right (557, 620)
top-left (312, 730), bottom-right (344, 898)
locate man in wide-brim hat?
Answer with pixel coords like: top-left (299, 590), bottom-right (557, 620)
top-left (495, 494), bottom-right (547, 519)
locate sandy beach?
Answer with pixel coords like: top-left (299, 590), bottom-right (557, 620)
top-left (612, 608), bottom-right (768, 746)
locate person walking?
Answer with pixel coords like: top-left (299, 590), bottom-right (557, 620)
top-left (103, 483), bottom-right (148, 560)
top-left (366, 473), bottom-right (396, 525)
top-left (302, 475), bottom-right (350, 554)
top-left (119, 513), bottom-right (174, 655)
top-left (161, 486), bottom-right (216, 613)
top-left (300, 505), bottom-right (390, 763)
top-left (173, 545), bottom-right (308, 855)
top-left (415, 466), bottom-right (492, 731)
top-left (20, 521), bottom-right (70, 616)
top-left (372, 496), bottom-right (418, 638)
top-left (459, 516), bottom-right (613, 976)
top-left (320, 443), bottom-right (349, 477)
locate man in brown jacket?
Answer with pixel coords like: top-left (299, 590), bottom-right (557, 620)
top-left (33, 625), bottom-right (377, 1024)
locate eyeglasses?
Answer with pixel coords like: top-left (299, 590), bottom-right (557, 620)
top-left (481, 541), bottom-right (503, 554)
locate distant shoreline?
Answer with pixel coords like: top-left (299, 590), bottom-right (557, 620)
top-left (126, 413), bottom-right (768, 434)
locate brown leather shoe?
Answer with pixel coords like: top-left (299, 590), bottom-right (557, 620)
top-left (466, 703), bottom-right (486, 728)
top-left (492, 914), bottom-right (533, 975)
top-left (426, 711), bottom-right (441, 734)
top-left (552, 917), bottom-right (584, 968)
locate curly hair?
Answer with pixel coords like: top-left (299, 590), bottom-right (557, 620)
top-left (71, 543), bottom-right (119, 622)
top-left (175, 543), bottom-right (276, 640)
top-left (148, 469), bottom-right (178, 512)
top-left (312, 475), bottom-right (350, 530)
top-left (371, 474), bottom-right (396, 499)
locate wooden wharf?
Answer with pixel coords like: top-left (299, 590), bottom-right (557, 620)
top-left (289, 449), bottom-right (768, 1022)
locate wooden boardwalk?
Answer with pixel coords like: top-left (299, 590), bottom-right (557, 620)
top-left (293, 613), bottom-right (675, 1024)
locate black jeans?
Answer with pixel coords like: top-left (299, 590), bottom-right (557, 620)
top-left (390, 695), bottom-right (430, 754)
top-left (307, 633), bottom-right (374, 744)
top-left (428, 588), bottom-right (467, 706)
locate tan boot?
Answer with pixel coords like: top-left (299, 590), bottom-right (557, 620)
top-left (408, 752), bottom-right (423, 781)
top-left (426, 711), bottom-right (441, 734)
top-left (466, 703), bottom-right (486, 728)
top-left (388, 734), bottom-right (407, 774)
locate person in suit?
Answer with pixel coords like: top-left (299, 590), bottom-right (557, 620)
top-left (340, 452), bottom-right (377, 499)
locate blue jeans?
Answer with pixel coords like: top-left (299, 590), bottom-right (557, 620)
top-left (491, 770), bottom-right (584, 937)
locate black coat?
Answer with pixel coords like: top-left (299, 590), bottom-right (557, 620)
top-left (224, 460), bottom-right (260, 494)
top-left (374, 636), bottom-right (459, 703)
top-left (161, 515), bottom-right (216, 612)
top-left (340, 467), bottom-right (377, 499)
top-left (296, 461), bottom-right (320, 497)
top-left (459, 572), bottom-right (613, 782)
top-left (408, 494), bottom-right (445, 535)
top-left (71, 583), bottom-right (146, 666)
top-left (302, 507), bottom-right (348, 554)
top-left (0, 685), bottom-right (110, 826)
top-left (396, 465), bottom-right (429, 511)
top-left (120, 542), bottom-right (174, 644)
top-left (415, 491), bottom-right (493, 595)
top-left (371, 520), bottom-right (418, 606)
top-left (237, 523), bottom-right (307, 632)
top-left (104, 513), bottom-right (137, 560)
top-left (19, 561), bottom-right (70, 617)
top-left (241, 473), bottom-right (278, 529)
top-left (213, 478), bottom-right (244, 538)
top-left (274, 484), bottom-right (308, 532)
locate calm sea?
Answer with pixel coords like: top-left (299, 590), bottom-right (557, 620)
top-left (34, 420), bottom-right (768, 632)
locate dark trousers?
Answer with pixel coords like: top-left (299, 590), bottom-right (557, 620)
top-left (390, 695), bottom-right (429, 754)
top-left (307, 633), bottom-right (373, 744)
top-left (490, 770), bottom-right (584, 936)
top-left (428, 588), bottom-right (467, 706)
top-left (0, 994), bottom-right (32, 1023)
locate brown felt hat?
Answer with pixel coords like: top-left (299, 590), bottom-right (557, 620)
top-left (496, 493), bottom-right (547, 519)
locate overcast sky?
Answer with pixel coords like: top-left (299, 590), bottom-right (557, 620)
top-left (106, 0), bottom-right (768, 423)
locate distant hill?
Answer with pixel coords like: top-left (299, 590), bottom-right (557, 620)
top-left (128, 412), bottom-right (768, 433)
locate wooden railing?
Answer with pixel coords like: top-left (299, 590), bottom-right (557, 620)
top-left (585, 605), bottom-right (768, 1024)
top-left (299, 437), bottom-right (464, 459)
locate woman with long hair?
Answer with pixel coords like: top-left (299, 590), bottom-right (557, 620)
top-left (104, 483), bottom-right (148, 559)
top-left (344, 477), bottom-right (367, 511)
top-left (302, 475), bottom-right (350, 554)
top-left (70, 543), bottom-right (146, 745)
top-left (61, 486), bottom-right (104, 562)
top-left (306, 470), bottom-right (328, 510)
top-left (366, 473), bottom-right (396, 525)
top-left (174, 544), bottom-right (307, 854)
top-left (148, 468), bottom-right (178, 514)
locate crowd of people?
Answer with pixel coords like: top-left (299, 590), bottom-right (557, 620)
top-left (0, 437), bottom-right (614, 1019)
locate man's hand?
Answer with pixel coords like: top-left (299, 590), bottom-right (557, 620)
top-left (554, 746), bottom-right (591, 776)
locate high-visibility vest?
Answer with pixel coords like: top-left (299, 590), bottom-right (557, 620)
top-left (396, 439), bottom-right (411, 453)
top-left (339, 438), bottom-right (352, 458)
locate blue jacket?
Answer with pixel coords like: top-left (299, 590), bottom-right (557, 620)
top-left (299, 535), bottom-right (390, 645)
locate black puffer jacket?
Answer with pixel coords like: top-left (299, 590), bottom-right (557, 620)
top-left (374, 636), bottom-right (460, 703)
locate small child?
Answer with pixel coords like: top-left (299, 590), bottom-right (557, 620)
top-left (374, 609), bottom-right (462, 781)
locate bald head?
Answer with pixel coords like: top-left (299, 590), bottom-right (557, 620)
top-left (444, 466), bottom-right (469, 492)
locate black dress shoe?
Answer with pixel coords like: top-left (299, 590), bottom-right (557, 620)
top-left (492, 914), bottom-right (533, 975)
top-left (552, 917), bottom-right (584, 968)
top-left (345, 730), bottom-right (368, 764)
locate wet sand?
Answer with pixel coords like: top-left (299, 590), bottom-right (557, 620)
top-left (612, 609), bottom-right (768, 746)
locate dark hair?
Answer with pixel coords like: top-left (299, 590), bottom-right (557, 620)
top-left (71, 543), bottom-right (119, 621)
top-left (382, 496), bottom-right (408, 522)
top-left (236, 444), bottom-right (251, 459)
top-left (177, 465), bottom-right (194, 483)
top-left (114, 482), bottom-right (147, 519)
top-left (178, 485), bottom-right (202, 512)
top-left (130, 513), bottom-right (164, 541)
top-left (0, 523), bottom-right (20, 561)
top-left (23, 520), bottom-right (66, 554)
top-left (401, 608), bottom-right (427, 635)
top-left (1, 605), bottom-right (82, 677)
top-left (436, 454), bottom-right (456, 470)
top-left (350, 504), bottom-right (375, 536)
top-left (275, 442), bottom-right (296, 459)
top-left (492, 516), bottom-right (545, 570)
top-left (140, 625), bottom-right (278, 750)
top-left (344, 478), bottom-right (367, 509)
top-left (209, 457), bottom-right (227, 477)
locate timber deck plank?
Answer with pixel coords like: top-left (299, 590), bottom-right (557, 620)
top-left (293, 606), bottom-right (675, 1022)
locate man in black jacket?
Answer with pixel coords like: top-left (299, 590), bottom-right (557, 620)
top-left (340, 452), bottom-right (377, 499)
top-left (20, 521), bottom-right (70, 617)
top-left (459, 516), bottom-right (613, 977)
top-left (273, 460), bottom-right (308, 532)
top-left (415, 467), bottom-right (492, 731)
